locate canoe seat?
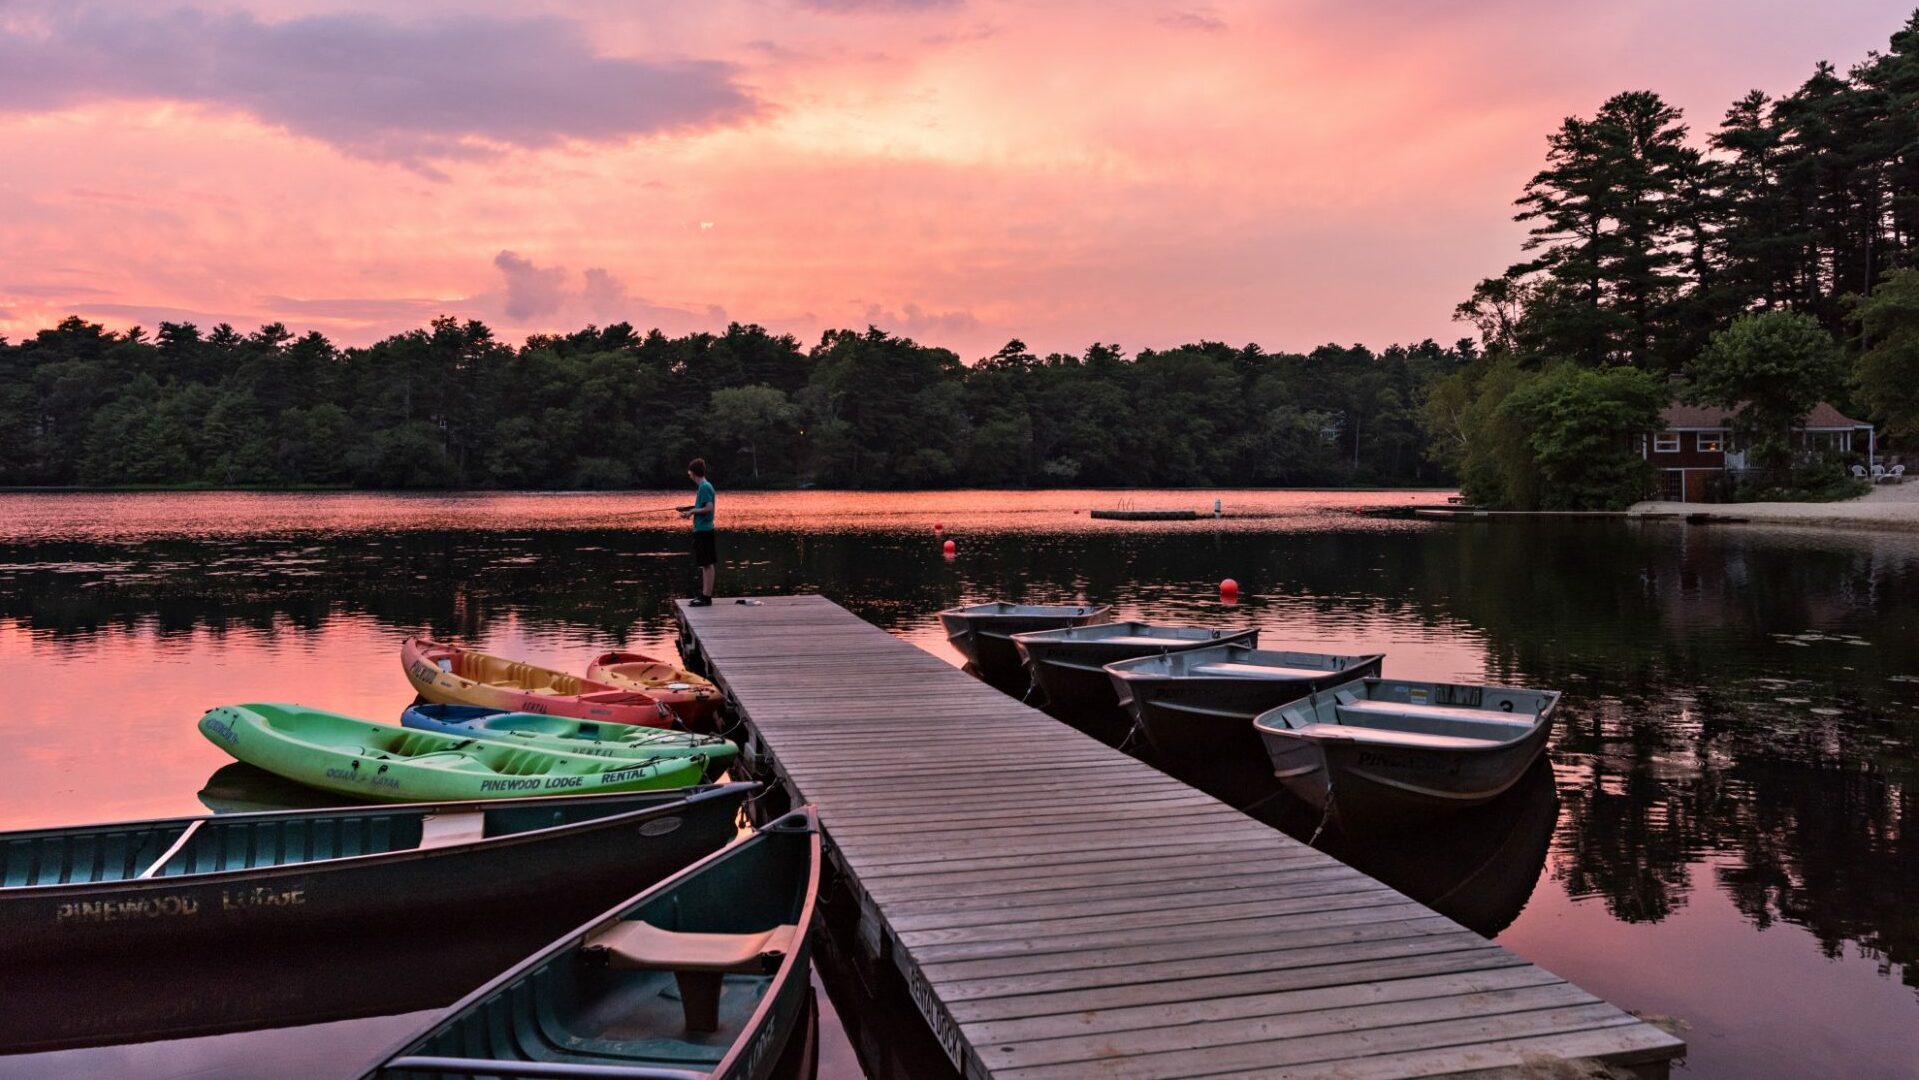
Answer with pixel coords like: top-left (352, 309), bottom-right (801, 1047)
top-left (417, 811), bottom-right (487, 849)
top-left (585, 921), bottom-right (797, 1033)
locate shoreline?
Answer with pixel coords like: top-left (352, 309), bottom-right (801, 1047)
top-left (0, 484), bottom-right (1459, 496)
top-left (1629, 484), bottom-right (1919, 533)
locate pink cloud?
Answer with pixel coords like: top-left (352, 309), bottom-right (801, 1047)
top-left (0, 3), bottom-right (759, 170)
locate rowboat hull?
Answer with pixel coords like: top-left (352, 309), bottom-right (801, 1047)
top-left (586, 650), bottom-right (726, 731)
top-left (402, 637), bottom-right (669, 729)
top-left (368, 808), bottom-right (822, 1080)
top-left (1255, 679), bottom-right (1558, 821)
top-left (937, 602), bottom-right (1113, 693)
top-left (1014, 624), bottom-right (1258, 742)
top-left (1262, 720), bottom-right (1552, 817)
top-left (1106, 647), bottom-right (1384, 808)
top-left (200, 704), bottom-right (706, 803)
top-left (0, 785), bottom-right (752, 1052)
top-left (399, 704), bottom-right (738, 773)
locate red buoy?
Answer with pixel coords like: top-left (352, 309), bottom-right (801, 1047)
top-left (942, 539), bottom-right (956, 556)
top-left (1220, 578), bottom-right (1239, 596)
top-left (934, 521), bottom-right (944, 533)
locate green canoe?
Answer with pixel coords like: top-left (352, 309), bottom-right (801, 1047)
top-left (199, 704), bottom-right (708, 803)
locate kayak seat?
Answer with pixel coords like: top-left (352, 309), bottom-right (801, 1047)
top-left (417, 811), bottom-right (487, 849)
top-left (585, 920), bottom-right (797, 1033)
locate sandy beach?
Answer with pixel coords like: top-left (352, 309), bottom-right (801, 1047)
top-left (1630, 480), bottom-right (1919, 530)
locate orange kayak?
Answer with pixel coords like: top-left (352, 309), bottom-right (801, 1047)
top-left (402, 638), bottom-right (672, 729)
top-left (586, 650), bottom-right (724, 730)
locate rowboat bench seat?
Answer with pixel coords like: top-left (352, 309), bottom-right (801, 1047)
top-left (1293, 722), bottom-right (1500, 749)
top-left (1339, 698), bottom-right (1538, 728)
top-left (586, 920), bottom-right (798, 1032)
top-left (1100, 635), bottom-right (1199, 647)
top-left (1191, 663), bottom-right (1326, 679)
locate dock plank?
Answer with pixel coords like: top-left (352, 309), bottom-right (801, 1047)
top-left (677, 594), bottom-right (1683, 1079)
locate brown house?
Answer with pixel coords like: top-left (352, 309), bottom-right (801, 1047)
top-left (1644, 402), bottom-right (1875, 502)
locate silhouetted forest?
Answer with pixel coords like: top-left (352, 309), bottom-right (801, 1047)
top-left (0, 318), bottom-right (1460, 489)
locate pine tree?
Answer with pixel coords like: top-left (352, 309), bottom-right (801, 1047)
top-left (1510, 91), bottom-right (1698, 368)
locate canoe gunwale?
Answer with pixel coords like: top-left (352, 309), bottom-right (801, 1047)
top-left (365, 807), bottom-right (823, 1080)
top-left (708, 809), bottom-right (823, 1080)
top-left (3, 784), bottom-right (757, 899)
top-left (381, 1057), bottom-right (705, 1079)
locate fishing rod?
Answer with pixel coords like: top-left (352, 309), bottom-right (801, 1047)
top-left (631, 505), bottom-right (694, 514)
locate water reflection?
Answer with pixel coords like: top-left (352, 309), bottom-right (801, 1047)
top-left (199, 762), bottom-right (347, 813)
top-left (1, 492), bottom-right (1916, 1077)
top-left (1256, 759), bottom-right (1560, 939)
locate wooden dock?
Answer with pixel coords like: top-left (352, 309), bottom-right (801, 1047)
top-left (676, 594), bottom-right (1684, 1079)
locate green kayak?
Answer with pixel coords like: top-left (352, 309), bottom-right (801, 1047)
top-left (199, 704), bottom-right (708, 803)
top-left (399, 704), bottom-right (738, 768)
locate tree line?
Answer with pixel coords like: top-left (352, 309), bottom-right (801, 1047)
top-left (0, 316), bottom-right (1461, 490)
top-left (1426, 10), bottom-right (1919, 508)
top-left (9, 10), bottom-right (1918, 498)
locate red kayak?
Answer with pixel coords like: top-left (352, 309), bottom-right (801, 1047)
top-left (401, 637), bottom-right (671, 729)
top-left (586, 650), bottom-right (725, 730)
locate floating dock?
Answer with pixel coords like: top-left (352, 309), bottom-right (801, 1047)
top-left (1089, 508), bottom-right (1200, 520)
top-left (677, 594), bottom-right (1684, 1079)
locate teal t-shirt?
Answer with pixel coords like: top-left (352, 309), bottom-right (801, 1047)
top-left (692, 479), bottom-right (715, 532)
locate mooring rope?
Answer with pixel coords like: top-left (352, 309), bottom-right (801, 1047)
top-left (1305, 779), bottom-right (1336, 847)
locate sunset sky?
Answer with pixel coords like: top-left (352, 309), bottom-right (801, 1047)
top-left (1, 0), bottom-right (1910, 359)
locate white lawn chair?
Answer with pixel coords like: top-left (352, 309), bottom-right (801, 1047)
top-left (1892, 464), bottom-right (1907, 484)
top-left (1872, 464), bottom-right (1888, 483)
top-left (1852, 464), bottom-right (1869, 480)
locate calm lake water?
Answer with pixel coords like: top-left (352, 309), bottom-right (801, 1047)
top-left (2, 489), bottom-right (1915, 1079)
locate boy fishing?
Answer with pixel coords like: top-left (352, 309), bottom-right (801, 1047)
top-left (678, 459), bottom-right (717, 606)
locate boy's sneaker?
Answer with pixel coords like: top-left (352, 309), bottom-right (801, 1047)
top-left (690, 596), bottom-right (713, 607)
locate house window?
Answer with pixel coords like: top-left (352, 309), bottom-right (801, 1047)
top-left (1653, 433), bottom-right (1680, 453)
top-left (1697, 434), bottom-right (1725, 453)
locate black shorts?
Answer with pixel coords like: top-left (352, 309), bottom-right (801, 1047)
top-left (692, 531), bottom-right (717, 567)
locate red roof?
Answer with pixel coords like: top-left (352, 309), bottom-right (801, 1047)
top-left (1660, 401), bottom-right (1868, 431)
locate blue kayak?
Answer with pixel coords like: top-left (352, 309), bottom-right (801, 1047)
top-left (400, 704), bottom-right (738, 766)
